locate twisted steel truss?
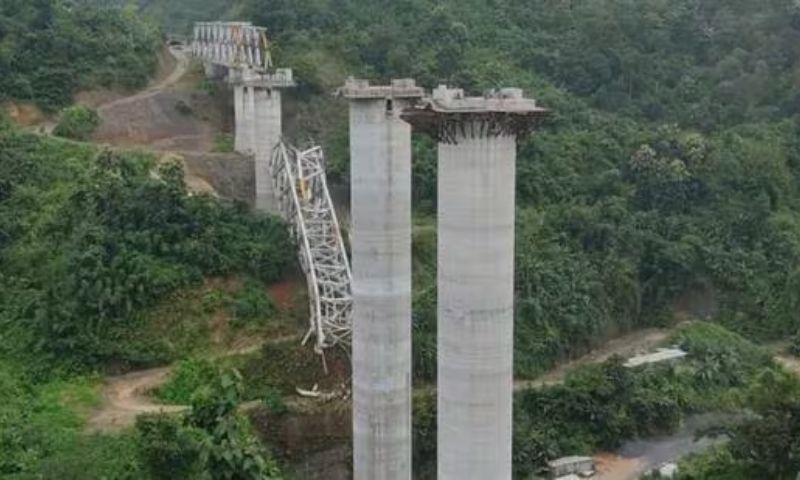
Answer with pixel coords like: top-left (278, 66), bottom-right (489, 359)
top-left (270, 141), bottom-right (353, 355)
top-left (192, 22), bottom-right (272, 72)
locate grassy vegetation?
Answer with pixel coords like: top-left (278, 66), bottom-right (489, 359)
top-left (0, 358), bottom-right (135, 478)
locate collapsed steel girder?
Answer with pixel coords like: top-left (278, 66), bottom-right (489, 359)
top-left (271, 141), bottom-right (353, 354)
top-left (192, 22), bottom-right (272, 72)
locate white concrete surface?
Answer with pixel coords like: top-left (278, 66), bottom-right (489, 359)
top-left (437, 128), bottom-right (517, 480)
top-left (233, 83), bottom-right (245, 153)
top-left (350, 97), bottom-right (414, 480)
top-left (253, 88), bottom-right (281, 212)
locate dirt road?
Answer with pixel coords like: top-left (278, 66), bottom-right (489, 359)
top-left (514, 327), bottom-right (672, 391)
top-left (86, 367), bottom-right (187, 433)
top-left (87, 328), bottom-right (673, 433)
top-left (86, 333), bottom-right (303, 433)
top-left (98, 45), bottom-right (191, 112)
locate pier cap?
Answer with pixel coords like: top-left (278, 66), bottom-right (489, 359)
top-left (402, 85), bottom-right (549, 143)
top-left (232, 68), bottom-right (296, 89)
top-left (339, 78), bottom-right (425, 100)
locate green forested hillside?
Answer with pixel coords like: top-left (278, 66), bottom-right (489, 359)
top-left (4, 0), bottom-right (800, 478)
top-left (243, 3), bottom-right (800, 474)
top-left (0, 120), bottom-right (293, 372)
top-left (0, 0), bottom-right (161, 109)
top-left (0, 118), bottom-right (292, 478)
top-left (136, 0), bottom-right (238, 36)
top-left (230, 0), bottom-right (800, 379)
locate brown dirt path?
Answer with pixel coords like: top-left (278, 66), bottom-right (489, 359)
top-left (97, 45), bottom-right (191, 113)
top-left (86, 334), bottom-right (303, 433)
top-left (91, 43), bottom-right (220, 152)
top-left (514, 327), bottom-right (672, 391)
top-left (86, 367), bottom-right (187, 433)
top-left (87, 327), bottom-right (674, 434)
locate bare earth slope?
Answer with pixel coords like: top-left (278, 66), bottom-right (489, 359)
top-left (92, 45), bottom-right (218, 151)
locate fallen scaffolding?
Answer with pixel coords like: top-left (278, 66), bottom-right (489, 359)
top-left (270, 141), bottom-right (353, 362)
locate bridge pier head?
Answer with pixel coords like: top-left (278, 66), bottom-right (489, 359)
top-left (403, 86), bottom-right (548, 480)
top-left (342, 79), bottom-right (424, 480)
top-left (229, 68), bottom-right (295, 212)
top-left (250, 69), bottom-right (294, 212)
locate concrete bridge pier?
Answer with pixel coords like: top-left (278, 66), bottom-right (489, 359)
top-left (252, 86), bottom-right (282, 212)
top-left (403, 86), bottom-right (548, 480)
top-left (342, 79), bottom-right (424, 480)
top-left (247, 69), bottom-right (295, 213)
top-left (228, 68), bottom-right (295, 212)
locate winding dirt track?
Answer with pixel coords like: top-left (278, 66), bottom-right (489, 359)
top-left (86, 335), bottom-right (302, 433)
top-left (98, 45), bottom-right (192, 112)
top-left (87, 326), bottom-right (675, 434)
top-left (86, 367), bottom-right (187, 433)
top-left (514, 327), bottom-right (671, 391)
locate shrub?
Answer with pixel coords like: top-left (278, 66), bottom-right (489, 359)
top-left (0, 141), bottom-right (293, 370)
top-left (230, 280), bottom-right (277, 329)
top-left (52, 106), bottom-right (100, 141)
top-left (262, 386), bottom-right (288, 416)
top-left (188, 370), bottom-right (284, 480)
top-left (156, 358), bottom-right (219, 405)
top-left (136, 414), bottom-right (205, 480)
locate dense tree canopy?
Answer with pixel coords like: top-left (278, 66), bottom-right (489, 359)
top-left (0, 0), bottom-right (161, 109)
top-left (0, 128), bottom-right (293, 371)
top-left (3, 0), bottom-right (800, 477)
top-left (232, 0), bottom-right (800, 379)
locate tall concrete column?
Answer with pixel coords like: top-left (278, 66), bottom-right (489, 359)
top-left (404, 86), bottom-right (548, 480)
top-left (246, 69), bottom-right (295, 213)
top-left (342, 79), bottom-right (424, 480)
top-left (252, 88), bottom-right (281, 211)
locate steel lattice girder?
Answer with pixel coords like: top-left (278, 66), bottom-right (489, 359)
top-left (270, 141), bottom-right (353, 353)
top-left (191, 22), bottom-right (272, 72)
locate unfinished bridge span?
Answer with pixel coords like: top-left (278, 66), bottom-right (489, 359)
top-left (191, 22), bottom-right (353, 354)
top-left (193, 19), bottom-right (551, 480)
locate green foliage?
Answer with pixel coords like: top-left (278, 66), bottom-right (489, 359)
top-left (139, 371), bottom-right (284, 480)
top-left (675, 447), bottom-right (753, 480)
top-left (187, 370), bottom-right (283, 480)
top-left (212, 133), bottom-right (235, 153)
top-left (510, 323), bottom-right (778, 475)
top-left (411, 220), bottom-right (437, 382)
top-left (261, 386), bottom-right (288, 416)
top-left (0, 358), bottom-right (142, 478)
top-left (229, 280), bottom-right (277, 329)
top-left (412, 394), bottom-right (437, 478)
top-left (156, 357), bottom-right (219, 405)
top-left (229, 0), bottom-right (800, 384)
top-left (135, 0), bottom-right (235, 35)
top-left (0, 130), bottom-right (293, 371)
top-left (790, 332), bottom-right (800, 357)
top-left (136, 414), bottom-right (206, 480)
top-left (0, 0), bottom-right (162, 109)
top-left (676, 369), bottom-right (800, 479)
top-left (235, 338), bottom-right (347, 398)
top-left (52, 105), bottom-right (100, 141)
